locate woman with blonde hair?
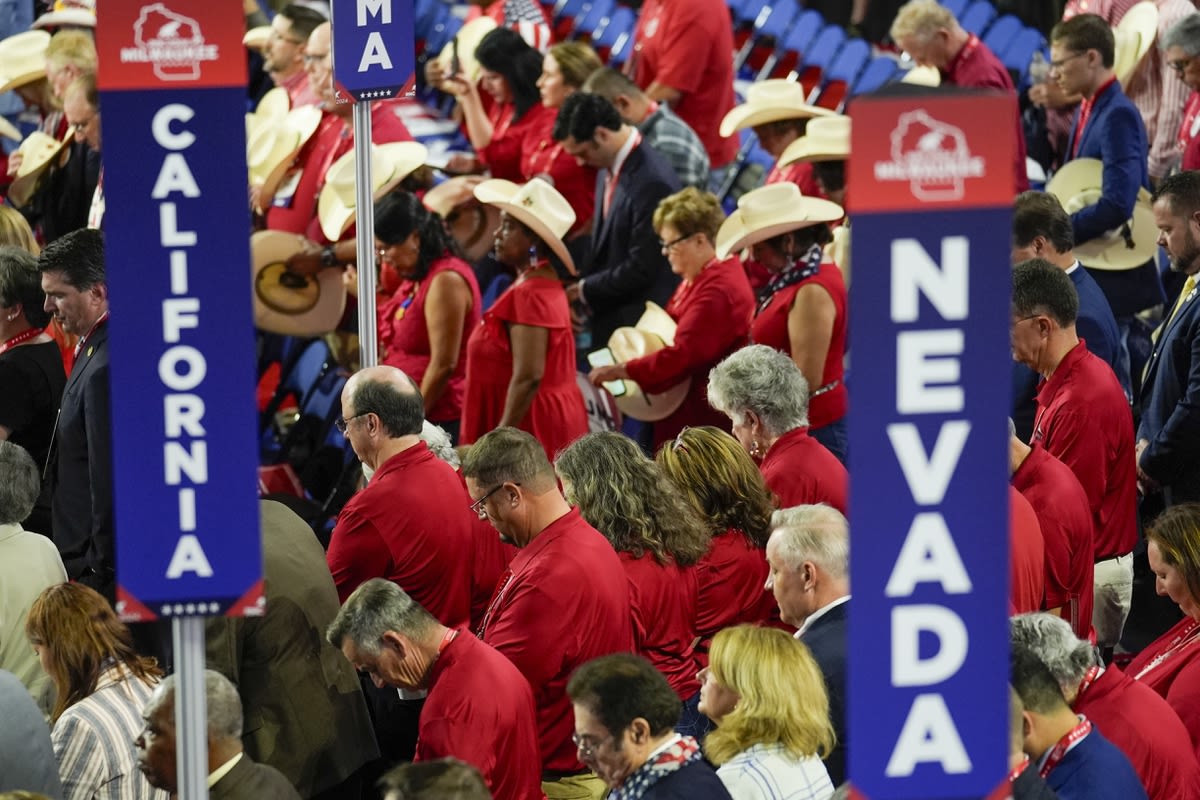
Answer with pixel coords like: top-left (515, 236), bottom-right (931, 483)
top-left (700, 625), bottom-right (835, 799)
top-left (587, 187), bottom-right (755, 447)
top-left (656, 426), bottom-right (780, 662)
top-left (26, 583), bottom-right (168, 800)
top-left (555, 431), bottom-right (710, 732)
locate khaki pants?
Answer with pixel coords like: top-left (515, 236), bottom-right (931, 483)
top-left (1094, 553), bottom-right (1134, 648)
top-left (542, 772), bottom-right (607, 800)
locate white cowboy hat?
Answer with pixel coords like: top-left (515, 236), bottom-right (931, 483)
top-left (243, 25), bottom-right (271, 51)
top-left (473, 177), bottom-right (578, 274)
top-left (900, 65), bottom-right (941, 87)
top-left (0, 30), bottom-right (50, 94)
top-left (254, 87), bottom-right (292, 119)
top-left (779, 114), bottom-right (850, 166)
top-left (250, 230), bottom-right (347, 336)
top-left (247, 104), bottom-right (322, 197)
top-left (436, 17), bottom-right (498, 84)
top-left (607, 302), bottom-right (691, 422)
top-left (32, 0), bottom-right (95, 29)
top-left (719, 79), bottom-right (835, 138)
top-left (423, 175), bottom-right (484, 218)
top-left (8, 131), bottom-right (71, 208)
top-left (1113, 1), bottom-right (1158, 85)
top-left (715, 182), bottom-right (845, 259)
top-left (423, 175), bottom-right (498, 263)
top-left (1046, 158), bottom-right (1156, 271)
top-left (317, 141), bottom-right (429, 241)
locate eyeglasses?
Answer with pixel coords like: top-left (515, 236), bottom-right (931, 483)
top-left (659, 232), bottom-right (696, 253)
top-left (71, 114), bottom-right (96, 135)
top-left (334, 412), bottom-right (368, 434)
top-left (469, 482), bottom-right (514, 519)
top-left (269, 29), bottom-right (306, 46)
top-left (1169, 57), bottom-right (1194, 74)
top-left (1048, 51), bottom-right (1087, 72)
top-left (303, 52), bottom-right (330, 65)
top-left (572, 732), bottom-right (613, 759)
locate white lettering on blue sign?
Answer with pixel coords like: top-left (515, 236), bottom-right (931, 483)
top-left (356, 0), bottom-right (391, 25)
top-left (358, 33), bottom-right (394, 72)
top-left (884, 236), bottom-right (974, 777)
top-left (151, 103), bottom-right (213, 576)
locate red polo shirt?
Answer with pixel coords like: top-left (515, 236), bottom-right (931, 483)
top-left (1010, 487), bottom-right (1045, 615)
top-left (417, 630), bottom-right (544, 800)
top-left (1032, 340), bottom-right (1137, 560)
top-left (631, 0), bottom-right (738, 167)
top-left (326, 444), bottom-right (480, 627)
top-left (1074, 664), bottom-right (1200, 800)
top-left (1012, 444), bottom-right (1095, 638)
top-left (621, 552), bottom-right (700, 699)
top-left (694, 529), bottom-right (776, 666)
top-left (941, 33), bottom-right (1029, 194)
top-left (479, 508), bottom-right (633, 772)
top-left (758, 427), bottom-right (848, 513)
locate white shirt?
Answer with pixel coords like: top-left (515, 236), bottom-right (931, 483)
top-left (717, 742), bottom-right (834, 800)
top-left (207, 752), bottom-right (243, 788)
top-left (794, 595), bottom-right (850, 640)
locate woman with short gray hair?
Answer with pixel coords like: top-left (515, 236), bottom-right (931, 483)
top-left (1163, 13), bottom-right (1200, 171)
top-left (708, 344), bottom-right (847, 512)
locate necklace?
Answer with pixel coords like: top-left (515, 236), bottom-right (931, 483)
top-left (0, 326), bottom-right (44, 356)
top-left (1134, 618), bottom-right (1200, 680)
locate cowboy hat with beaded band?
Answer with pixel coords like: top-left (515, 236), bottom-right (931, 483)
top-left (607, 302), bottom-right (691, 423)
top-left (472, 177), bottom-right (578, 275)
top-left (0, 30), bottom-right (50, 95)
top-left (247, 104), bottom-right (322, 200)
top-left (715, 182), bottom-right (845, 260)
top-left (317, 141), bottom-right (429, 241)
top-left (779, 114), bottom-right (850, 166)
top-left (1113, 1), bottom-right (1158, 86)
top-left (8, 131), bottom-right (72, 208)
top-left (719, 79), bottom-right (836, 138)
top-left (1045, 158), bottom-right (1156, 271)
top-left (250, 230), bottom-right (347, 336)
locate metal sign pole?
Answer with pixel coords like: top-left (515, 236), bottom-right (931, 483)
top-left (174, 617), bottom-right (208, 799)
top-left (354, 102), bottom-right (378, 368)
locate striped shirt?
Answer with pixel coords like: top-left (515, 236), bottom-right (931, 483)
top-left (716, 742), bottom-right (834, 800)
top-left (639, 103), bottom-right (711, 190)
top-left (1123, 0), bottom-right (1195, 178)
top-left (52, 666), bottom-right (170, 800)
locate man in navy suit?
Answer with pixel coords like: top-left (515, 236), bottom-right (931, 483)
top-left (1140, 172), bottom-right (1200, 506)
top-left (1051, 14), bottom-right (1163, 397)
top-left (765, 504), bottom-right (849, 787)
top-left (39, 228), bottom-right (114, 601)
top-left (553, 92), bottom-right (681, 350)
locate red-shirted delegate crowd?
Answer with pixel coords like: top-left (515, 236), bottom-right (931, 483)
top-left (8, 0), bottom-right (1200, 799)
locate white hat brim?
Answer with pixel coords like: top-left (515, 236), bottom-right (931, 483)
top-left (250, 230), bottom-right (347, 335)
top-left (473, 180), bottom-right (576, 274)
top-left (715, 198), bottom-right (846, 259)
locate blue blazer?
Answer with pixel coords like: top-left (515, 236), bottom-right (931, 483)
top-left (1044, 728), bottom-right (1147, 800)
top-left (1138, 280), bottom-right (1200, 504)
top-left (800, 600), bottom-right (847, 788)
top-left (581, 141), bottom-right (681, 347)
top-left (1066, 82), bottom-right (1162, 316)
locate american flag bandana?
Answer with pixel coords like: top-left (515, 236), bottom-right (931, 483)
top-left (610, 735), bottom-right (703, 800)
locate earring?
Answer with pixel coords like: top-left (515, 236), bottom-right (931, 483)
top-left (749, 440), bottom-right (762, 459)
top-left (529, 245), bottom-right (538, 269)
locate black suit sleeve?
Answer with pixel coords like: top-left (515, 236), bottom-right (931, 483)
top-left (582, 176), bottom-right (676, 309)
top-left (1142, 319), bottom-right (1200, 484)
top-left (85, 356), bottom-right (115, 582)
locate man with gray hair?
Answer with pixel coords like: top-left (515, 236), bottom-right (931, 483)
top-left (1163, 13), bottom-right (1200, 171)
top-left (0, 440), bottom-right (66, 709)
top-left (327, 579), bottom-right (542, 800)
top-left (378, 759), bottom-right (492, 800)
top-left (1011, 613), bottom-right (1200, 799)
top-left (135, 670), bottom-right (301, 799)
top-left (765, 503), bottom-right (849, 786)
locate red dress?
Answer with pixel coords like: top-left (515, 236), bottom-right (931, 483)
top-left (1127, 616), bottom-right (1200, 759)
top-left (460, 274), bottom-right (588, 458)
top-left (479, 102), bottom-right (552, 183)
top-left (694, 529), bottom-right (776, 666)
top-left (621, 552), bottom-right (700, 699)
top-left (624, 257), bottom-right (755, 448)
top-left (379, 254), bottom-right (482, 425)
top-left (750, 258), bottom-right (848, 430)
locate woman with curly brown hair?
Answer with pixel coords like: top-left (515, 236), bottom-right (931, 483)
top-left (26, 583), bottom-right (168, 800)
top-left (554, 431), bottom-right (709, 734)
top-left (657, 426), bottom-right (781, 663)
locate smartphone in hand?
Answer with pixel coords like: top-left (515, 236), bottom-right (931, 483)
top-left (587, 347), bottom-right (627, 397)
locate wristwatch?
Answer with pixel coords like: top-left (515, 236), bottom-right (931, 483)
top-left (320, 245), bottom-right (338, 267)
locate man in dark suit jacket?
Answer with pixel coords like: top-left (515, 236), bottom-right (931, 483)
top-left (38, 228), bottom-right (114, 599)
top-left (206, 501), bottom-right (378, 799)
top-left (765, 504), bottom-right (849, 787)
top-left (553, 92), bottom-right (681, 349)
top-left (1139, 172), bottom-right (1200, 507)
top-left (136, 670), bottom-right (302, 800)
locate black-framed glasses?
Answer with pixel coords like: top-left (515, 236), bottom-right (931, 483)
top-left (659, 232), bottom-right (696, 253)
top-left (1169, 57), bottom-right (1194, 74)
top-left (334, 412), bottom-right (368, 434)
top-left (572, 731), bottom-right (613, 759)
top-left (1048, 51), bottom-right (1087, 71)
top-left (303, 51), bottom-right (331, 65)
top-left (469, 482), bottom-right (513, 518)
top-left (72, 115), bottom-right (96, 135)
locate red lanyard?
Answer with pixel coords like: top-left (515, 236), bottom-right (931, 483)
top-left (438, 627), bottom-right (459, 654)
top-left (1007, 758), bottom-right (1030, 783)
top-left (1074, 77), bottom-right (1116, 158)
top-left (603, 131), bottom-right (642, 216)
top-left (0, 326), bottom-right (44, 356)
top-left (74, 312), bottom-right (108, 357)
top-left (1134, 618), bottom-right (1200, 680)
top-left (946, 33), bottom-right (980, 79)
top-left (475, 570), bottom-right (514, 639)
top-left (1038, 718), bottom-right (1092, 778)
top-left (1075, 665), bottom-right (1102, 700)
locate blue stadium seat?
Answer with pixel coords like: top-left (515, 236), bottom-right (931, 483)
top-left (735, 0), bottom-right (799, 78)
top-left (959, 0), bottom-right (997, 36)
top-left (758, 7), bottom-right (822, 80)
top-left (850, 56), bottom-right (900, 97)
top-left (813, 38), bottom-right (870, 109)
top-left (260, 338), bottom-right (334, 463)
top-left (793, 24), bottom-right (845, 93)
top-left (424, 10), bottom-right (461, 60)
top-left (592, 5), bottom-right (636, 59)
top-left (573, 0), bottom-right (617, 39)
top-left (983, 14), bottom-right (1023, 55)
top-left (1002, 26), bottom-right (1048, 86)
top-left (941, 0), bottom-right (968, 19)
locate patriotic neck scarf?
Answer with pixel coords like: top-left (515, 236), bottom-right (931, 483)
top-left (611, 736), bottom-right (702, 800)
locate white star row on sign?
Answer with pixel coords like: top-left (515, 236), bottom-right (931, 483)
top-left (159, 602), bottom-right (222, 616)
top-left (360, 89), bottom-right (394, 98)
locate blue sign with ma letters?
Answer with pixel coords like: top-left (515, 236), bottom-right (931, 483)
top-left (331, 0), bottom-right (415, 100)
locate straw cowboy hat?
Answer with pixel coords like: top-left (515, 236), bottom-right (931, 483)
top-left (0, 30), bottom-right (50, 94)
top-left (900, 65), bottom-right (941, 87)
top-left (436, 17), bottom-right (498, 83)
top-left (243, 26), bottom-right (271, 51)
top-left (245, 88), bottom-right (292, 146)
top-left (8, 131), bottom-right (71, 208)
top-left (607, 303), bottom-right (691, 422)
top-left (715, 182), bottom-right (845, 259)
top-left (32, 0), bottom-right (95, 29)
top-left (1113, 1), bottom-right (1158, 85)
top-left (317, 141), bottom-right (429, 241)
top-left (779, 114), bottom-right (850, 166)
top-left (719, 79), bottom-right (835, 138)
top-left (424, 175), bottom-right (483, 218)
top-left (250, 230), bottom-right (347, 336)
top-left (247, 104), bottom-right (322, 199)
top-left (473, 177), bottom-right (578, 274)
top-left (424, 175), bottom-right (500, 263)
top-left (1046, 158), bottom-right (1156, 271)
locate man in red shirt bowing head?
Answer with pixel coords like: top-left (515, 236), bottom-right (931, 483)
top-left (890, 0), bottom-right (1029, 194)
top-left (328, 579), bottom-right (544, 800)
top-left (463, 427), bottom-right (633, 800)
